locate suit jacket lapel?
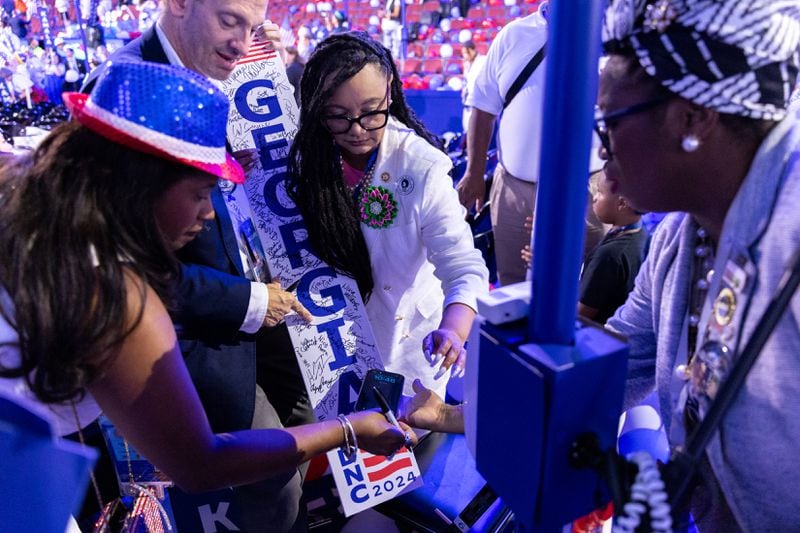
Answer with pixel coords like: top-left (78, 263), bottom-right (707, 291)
top-left (140, 25), bottom-right (170, 64)
top-left (211, 187), bottom-right (246, 277)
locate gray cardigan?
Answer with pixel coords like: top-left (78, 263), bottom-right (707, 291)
top-left (608, 107), bottom-right (800, 531)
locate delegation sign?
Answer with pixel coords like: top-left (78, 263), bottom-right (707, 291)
top-left (220, 39), bottom-right (420, 515)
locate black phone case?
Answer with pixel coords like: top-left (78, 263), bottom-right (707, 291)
top-left (355, 369), bottom-right (405, 412)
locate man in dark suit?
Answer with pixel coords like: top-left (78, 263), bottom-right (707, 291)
top-left (84, 0), bottom-right (314, 530)
top-left (62, 46), bottom-right (87, 91)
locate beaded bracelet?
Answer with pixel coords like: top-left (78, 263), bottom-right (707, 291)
top-left (337, 414), bottom-right (357, 460)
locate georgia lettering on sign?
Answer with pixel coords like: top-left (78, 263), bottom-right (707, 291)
top-left (220, 44), bottom-right (421, 515)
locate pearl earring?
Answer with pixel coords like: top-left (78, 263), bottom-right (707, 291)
top-left (682, 134), bottom-right (700, 152)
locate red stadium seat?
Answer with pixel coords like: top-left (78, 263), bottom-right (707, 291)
top-left (415, 25), bottom-right (432, 41)
top-left (423, 0), bottom-right (441, 11)
top-left (407, 4), bottom-right (423, 16)
top-left (352, 15), bottom-right (370, 27)
top-left (400, 58), bottom-right (422, 75)
top-left (426, 43), bottom-right (441, 57)
top-left (471, 29), bottom-right (487, 42)
top-left (407, 42), bottom-right (425, 58)
top-left (450, 18), bottom-right (475, 30)
top-left (467, 6), bottom-right (485, 19)
top-left (404, 74), bottom-right (428, 90)
top-left (487, 5), bottom-right (506, 18)
top-left (422, 58), bottom-right (443, 73)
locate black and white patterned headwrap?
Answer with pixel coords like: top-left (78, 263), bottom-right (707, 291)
top-left (602, 0), bottom-right (800, 120)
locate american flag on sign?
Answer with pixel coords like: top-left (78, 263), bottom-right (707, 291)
top-left (327, 443), bottom-right (421, 516)
top-left (361, 448), bottom-right (414, 482)
top-left (237, 39), bottom-right (279, 66)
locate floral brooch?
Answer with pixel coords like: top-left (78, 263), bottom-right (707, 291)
top-left (358, 185), bottom-right (398, 229)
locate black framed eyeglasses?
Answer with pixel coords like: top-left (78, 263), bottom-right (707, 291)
top-left (593, 98), bottom-right (669, 158)
top-left (322, 87), bottom-right (391, 134)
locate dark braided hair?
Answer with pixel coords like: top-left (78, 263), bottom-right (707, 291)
top-left (286, 31), bottom-right (441, 300)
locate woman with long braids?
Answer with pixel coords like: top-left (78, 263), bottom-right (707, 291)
top-left (0, 61), bottom-right (414, 513)
top-left (287, 32), bottom-right (488, 398)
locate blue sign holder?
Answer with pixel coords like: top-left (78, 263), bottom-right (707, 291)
top-left (470, 1), bottom-right (630, 530)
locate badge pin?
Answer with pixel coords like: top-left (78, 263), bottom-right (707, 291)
top-left (723, 259), bottom-right (748, 293)
top-left (218, 179), bottom-right (236, 195)
top-left (691, 341), bottom-right (731, 401)
top-left (712, 287), bottom-right (737, 327)
top-left (398, 175), bottom-right (415, 195)
top-left (380, 171), bottom-right (391, 182)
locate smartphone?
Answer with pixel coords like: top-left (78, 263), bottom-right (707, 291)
top-left (355, 369), bottom-right (405, 413)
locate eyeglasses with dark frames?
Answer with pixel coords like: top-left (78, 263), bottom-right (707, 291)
top-left (594, 97), bottom-right (669, 159)
top-left (322, 86), bottom-right (391, 134)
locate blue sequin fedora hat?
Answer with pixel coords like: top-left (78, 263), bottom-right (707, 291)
top-left (63, 61), bottom-right (244, 184)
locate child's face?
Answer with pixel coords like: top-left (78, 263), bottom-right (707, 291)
top-left (592, 170), bottom-right (620, 225)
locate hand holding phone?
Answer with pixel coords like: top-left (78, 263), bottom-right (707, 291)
top-left (355, 369), bottom-right (413, 451)
top-left (355, 369), bottom-right (405, 413)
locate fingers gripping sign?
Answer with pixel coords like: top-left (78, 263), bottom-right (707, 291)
top-left (232, 148), bottom-right (260, 173)
top-left (262, 279), bottom-right (313, 328)
top-left (253, 20), bottom-right (286, 61)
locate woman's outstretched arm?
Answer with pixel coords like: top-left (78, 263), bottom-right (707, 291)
top-left (89, 273), bottom-right (415, 493)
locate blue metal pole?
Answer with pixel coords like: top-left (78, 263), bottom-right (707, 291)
top-left (528, 0), bottom-right (604, 345)
top-left (399, 0), bottom-right (407, 60)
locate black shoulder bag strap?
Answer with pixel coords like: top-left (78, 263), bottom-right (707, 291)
top-left (502, 42), bottom-right (547, 111)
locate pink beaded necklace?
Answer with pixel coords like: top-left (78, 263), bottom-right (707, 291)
top-left (339, 149), bottom-right (398, 229)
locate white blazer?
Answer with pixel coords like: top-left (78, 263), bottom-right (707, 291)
top-left (362, 118), bottom-right (488, 397)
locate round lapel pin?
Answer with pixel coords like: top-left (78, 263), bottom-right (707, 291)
top-left (398, 175), bottom-right (415, 195)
